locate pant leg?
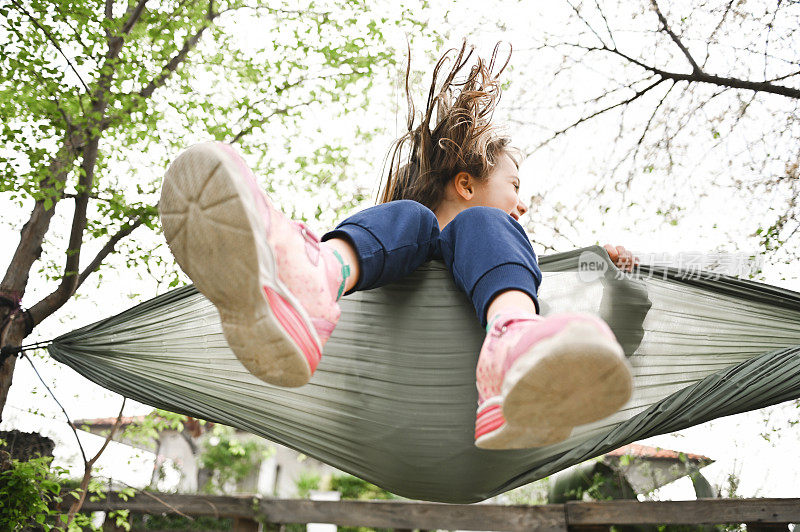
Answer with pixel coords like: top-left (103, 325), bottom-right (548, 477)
top-left (321, 200), bottom-right (440, 294)
top-left (437, 206), bottom-right (542, 327)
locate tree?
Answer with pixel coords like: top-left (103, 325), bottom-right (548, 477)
top-left (0, 0), bottom-right (440, 418)
top-left (503, 0), bottom-right (799, 261)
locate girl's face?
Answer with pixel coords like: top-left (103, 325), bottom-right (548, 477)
top-left (472, 152), bottom-right (528, 221)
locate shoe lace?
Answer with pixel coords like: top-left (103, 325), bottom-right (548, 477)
top-left (293, 220), bottom-right (320, 251)
top-left (489, 315), bottom-right (539, 338)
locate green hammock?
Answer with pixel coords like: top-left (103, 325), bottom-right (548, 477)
top-left (48, 246), bottom-right (800, 503)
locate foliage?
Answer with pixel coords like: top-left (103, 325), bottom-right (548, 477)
top-left (291, 471), bottom-right (396, 532)
top-left (294, 470), bottom-right (395, 501)
top-left (0, 454), bottom-right (60, 531)
top-left (0, 0), bottom-right (443, 313)
top-left (501, 477), bottom-right (550, 505)
top-left (0, 452), bottom-right (96, 531)
top-left (199, 425), bottom-right (272, 494)
top-left (119, 408), bottom-right (189, 449)
top-left (294, 470), bottom-right (322, 499)
top-left (329, 473), bottom-right (396, 501)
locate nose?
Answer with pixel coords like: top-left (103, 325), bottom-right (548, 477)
top-left (516, 199), bottom-right (528, 218)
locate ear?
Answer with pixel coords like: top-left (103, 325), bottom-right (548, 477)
top-left (452, 171), bottom-right (475, 201)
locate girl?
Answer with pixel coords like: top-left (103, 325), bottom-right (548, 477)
top-left (159, 43), bottom-right (635, 450)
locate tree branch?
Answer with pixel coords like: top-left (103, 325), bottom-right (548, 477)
top-left (593, 0), bottom-right (616, 48)
top-left (2, 15), bottom-right (83, 122)
top-left (7, 0), bottom-right (91, 93)
top-left (565, 0), bottom-right (609, 47)
top-left (229, 98), bottom-right (323, 144)
top-left (532, 77), bottom-right (666, 152)
top-left (767, 69), bottom-right (800, 83)
top-left (66, 398), bottom-right (127, 528)
top-left (25, 0), bottom-right (149, 322)
top-left (138, 4), bottom-right (217, 99)
top-left (598, 45), bottom-right (800, 99)
top-left (650, 0), bottom-right (702, 74)
top-left (26, 138), bottom-right (101, 327)
top-left (121, 0), bottom-right (149, 35)
top-left (1, 143), bottom-right (78, 296)
top-left (76, 218), bottom-right (144, 290)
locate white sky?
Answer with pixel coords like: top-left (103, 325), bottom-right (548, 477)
top-left (1, 0), bottom-right (799, 502)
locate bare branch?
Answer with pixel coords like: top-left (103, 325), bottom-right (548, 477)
top-left (767, 69), bottom-right (800, 83)
top-left (593, 0), bottom-right (617, 48)
top-left (76, 218), bottom-right (145, 290)
top-left (598, 46), bottom-right (800, 99)
top-left (66, 398), bottom-right (127, 528)
top-left (650, 0), bottom-right (702, 74)
top-left (623, 80), bottom-right (678, 188)
top-left (565, 0), bottom-right (609, 47)
top-left (88, 398), bottom-right (127, 466)
top-left (531, 77), bottom-right (666, 152)
top-left (707, 0), bottom-right (735, 49)
top-left (8, 0), bottom-right (91, 93)
top-left (762, 0), bottom-right (782, 80)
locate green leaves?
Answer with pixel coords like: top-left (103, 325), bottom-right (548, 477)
top-left (1, 0), bottom-right (444, 325)
top-left (0, 454), bottom-right (60, 531)
top-left (199, 425), bottom-right (273, 494)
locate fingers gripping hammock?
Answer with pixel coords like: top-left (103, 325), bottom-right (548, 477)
top-left (48, 246), bottom-right (800, 503)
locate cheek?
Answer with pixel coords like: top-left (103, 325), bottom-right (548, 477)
top-left (506, 190), bottom-right (519, 211)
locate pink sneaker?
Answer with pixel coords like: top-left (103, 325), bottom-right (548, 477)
top-left (159, 142), bottom-right (347, 387)
top-left (474, 312), bottom-right (633, 449)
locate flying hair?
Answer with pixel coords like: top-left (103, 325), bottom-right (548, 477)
top-left (379, 40), bottom-right (515, 210)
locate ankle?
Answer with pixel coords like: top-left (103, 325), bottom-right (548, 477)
top-left (321, 239), bottom-right (359, 298)
top-left (485, 290), bottom-right (538, 329)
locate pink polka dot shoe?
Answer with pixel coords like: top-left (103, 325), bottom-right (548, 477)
top-left (474, 311), bottom-right (633, 449)
top-left (160, 142), bottom-right (347, 387)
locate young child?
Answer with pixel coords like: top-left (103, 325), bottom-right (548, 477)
top-left (159, 43), bottom-right (635, 450)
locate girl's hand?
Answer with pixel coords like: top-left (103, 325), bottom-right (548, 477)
top-left (603, 244), bottom-right (639, 272)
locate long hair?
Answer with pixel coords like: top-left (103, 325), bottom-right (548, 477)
top-left (379, 41), bottom-right (513, 210)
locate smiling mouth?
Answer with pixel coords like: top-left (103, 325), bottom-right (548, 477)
top-left (510, 213), bottom-right (519, 221)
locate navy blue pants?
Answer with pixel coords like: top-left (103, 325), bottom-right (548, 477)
top-left (322, 200), bottom-right (542, 327)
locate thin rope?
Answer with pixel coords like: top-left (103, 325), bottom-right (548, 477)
top-left (0, 340), bottom-right (52, 363)
top-left (22, 352), bottom-right (88, 464)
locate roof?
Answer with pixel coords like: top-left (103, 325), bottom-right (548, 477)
top-left (606, 443), bottom-right (711, 463)
top-left (73, 415), bottom-right (211, 438)
top-left (73, 415), bottom-right (148, 427)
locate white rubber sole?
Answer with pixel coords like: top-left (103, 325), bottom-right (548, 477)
top-left (159, 143), bottom-right (315, 387)
top-left (475, 421), bottom-right (573, 450)
top-left (502, 320), bottom-right (633, 429)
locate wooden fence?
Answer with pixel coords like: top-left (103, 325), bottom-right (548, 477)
top-left (75, 492), bottom-right (800, 532)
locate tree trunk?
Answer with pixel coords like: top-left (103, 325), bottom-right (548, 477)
top-left (0, 311), bottom-right (30, 422)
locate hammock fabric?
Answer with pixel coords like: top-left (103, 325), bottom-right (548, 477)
top-left (49, 246), bottom-right (800, 503)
